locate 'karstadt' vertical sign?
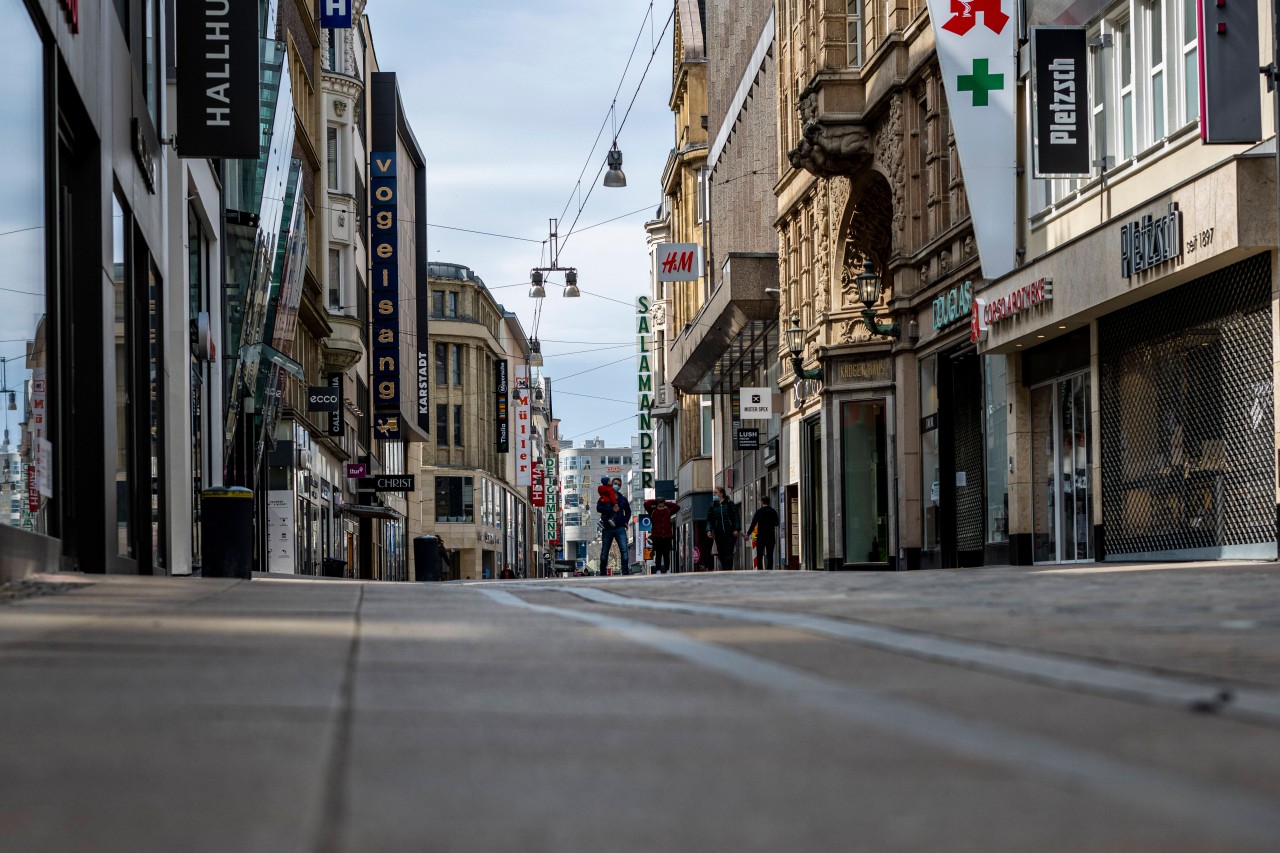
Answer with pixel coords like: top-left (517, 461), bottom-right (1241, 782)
top-left (177, 0), bottom-right (260, 159)
top-left (370, 148), bottom-right (402, 439)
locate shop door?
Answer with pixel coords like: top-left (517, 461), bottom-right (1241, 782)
top-left (1031, 373), bottom-right (1093, 563)
top-left (802, 417), bottom-right (823, 570)
top-left (840, 401), bottom-right (889, 565)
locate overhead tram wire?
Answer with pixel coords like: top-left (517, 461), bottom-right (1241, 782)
top-left (553, 1), bottom-right (656, 230)
top-left (554, 354), bottom-right (638, 383)
top-left (564, 413), bottom-right (639, 441)
top-left (556, 7), bottom-right (675, 260)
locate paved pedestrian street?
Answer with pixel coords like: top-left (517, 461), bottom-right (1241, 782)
top-left (2, 564), bottom-right (1279, 852)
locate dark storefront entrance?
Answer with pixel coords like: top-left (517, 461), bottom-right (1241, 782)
top-left (920, 347), bottom-right (985, 568)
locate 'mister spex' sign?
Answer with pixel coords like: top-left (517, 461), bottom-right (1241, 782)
top-left (177, 0), bottom-right (260, 158)
top-left (1032, 27), bottom-right (1090, 178)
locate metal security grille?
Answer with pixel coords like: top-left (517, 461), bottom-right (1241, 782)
top-left (953, 355), bottom-right (986, 553)
top-left (1099, 252), bottom-right (1275, 559)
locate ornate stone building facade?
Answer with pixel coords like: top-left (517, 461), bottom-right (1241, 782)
top-left (775, 2), bottom-right (993, 569)
top-left (649, 0), bottom-right (714, 571)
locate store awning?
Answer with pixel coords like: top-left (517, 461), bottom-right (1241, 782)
top-left (669, 253), bottom-right (779, 394)
top-left (341, 503), bottom-right (402, 520)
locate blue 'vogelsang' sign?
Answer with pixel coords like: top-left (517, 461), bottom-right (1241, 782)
top-left (321, 0), bottom-right (353, 28)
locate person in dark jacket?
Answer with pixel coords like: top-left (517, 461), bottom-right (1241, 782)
top-left (705, 486), bottom-right (741, 571)
top-left (644, 497), bottom-right (680, 574)
top-left (747, 496), bottom-right (781, 571)
top-left (600, 478), bottom-right (633, 575)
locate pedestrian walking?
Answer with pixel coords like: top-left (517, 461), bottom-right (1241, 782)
top-left (747, 496), bottom-right (781, 571)
top-left (600, 478), bottom-right (633, 575)
top-left (644, 496), bottom-right (680, 574)
top-left (705, 486), bottom-right (741, 571)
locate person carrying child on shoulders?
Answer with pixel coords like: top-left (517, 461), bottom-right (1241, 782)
top-left (596, 476), bottom-right (620, 529)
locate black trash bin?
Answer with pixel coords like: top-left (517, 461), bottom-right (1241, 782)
top-left (202, 488), bottom-right (254, 579)
top-left (322, 557), bottom-right (347, 578)
top-left (413, 535), bottom-right (443, 582)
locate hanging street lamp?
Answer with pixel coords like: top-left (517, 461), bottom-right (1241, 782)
top-left (603, 142), bottom-right (627, 188)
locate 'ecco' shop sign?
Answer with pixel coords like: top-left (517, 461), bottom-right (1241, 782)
top-left (1120, 202), bottom-right (1183, 278)
top-left (932, 280), bottom-right (973, 331)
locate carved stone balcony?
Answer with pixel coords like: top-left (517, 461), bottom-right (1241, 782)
top-left (788, 72), bottom-right (871, 179)
top-left (322, 313), bottom-right (365, 372)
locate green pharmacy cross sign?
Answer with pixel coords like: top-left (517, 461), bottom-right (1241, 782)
top-left (957, 58), bottom-right (1004, 107)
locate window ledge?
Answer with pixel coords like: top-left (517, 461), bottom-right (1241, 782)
top-left (1030, 120), bottom-right (1201, 227)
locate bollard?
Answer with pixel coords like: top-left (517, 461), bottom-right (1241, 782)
top-left (201, 488), bottom-right (254, 579)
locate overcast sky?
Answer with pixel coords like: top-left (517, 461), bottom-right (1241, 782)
top-left (368, 0), bottom-right (674, 449)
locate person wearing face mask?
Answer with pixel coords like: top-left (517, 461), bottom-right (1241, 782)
top-left (599, 477), bottom-right (633, 575)
top-left (704, 486), bottom-right (742, 571)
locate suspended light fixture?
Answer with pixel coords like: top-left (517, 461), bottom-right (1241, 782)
top-left (603, 143), bottom-right (627, 188)
top-left (529, 269), bottom-right (546, 299)
top-left (563, 269), bottom-right (580, 298)
top-left (6, 391), bottom-right (14, 412)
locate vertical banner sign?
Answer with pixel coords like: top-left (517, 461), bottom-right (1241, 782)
top-left (495, 359), bottom-right (510, 452)
top-left (30, 370), bottom-right (51, 498)
top-left (320, 0), bottom-right (353, 29)
top-left (545, 456), bottom-right (558, 542)
top-left (176, 0), bottom-right (260, 158)
top-left (370, 148), bottom-right (401, 439)
top-left (328, 373), bottom-right (344, 437)
top-left (531, 462), bottom-right (546, 508)
top-left (1199, 0), bottom-right (1263, 143)
top-left (925, 0), bottom-right (1017, 279)
top-left (636, 296), bottom-right (655, 491)
top-left (1031, 28), bottom-right (1090, 177)
top-left (515, 366), bottom-right (532, 486)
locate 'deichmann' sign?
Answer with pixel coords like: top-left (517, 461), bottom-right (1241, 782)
top-left (1120, 202), bottom-right (1183, 278)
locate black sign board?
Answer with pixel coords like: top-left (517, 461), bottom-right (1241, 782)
top-left (176, 0), bottom-right (260, 158)
top-left (1201, 0), bottom-right (1262, 143)
top-left (495, 359), bottom-right (510, 453)
top-left (307, 386), bottom-right (341, 412)
top-left (357, 475), bottom-right (417, 493)
top-left (1031, 27), bottom-right (1090, 178)
top-left (734, 426), bottom-right (761, 451)
top-left (327, 373), bottom-right (344, 437)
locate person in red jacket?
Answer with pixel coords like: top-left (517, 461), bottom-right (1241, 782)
top-left (643, 497), bottom-right (681, 574)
